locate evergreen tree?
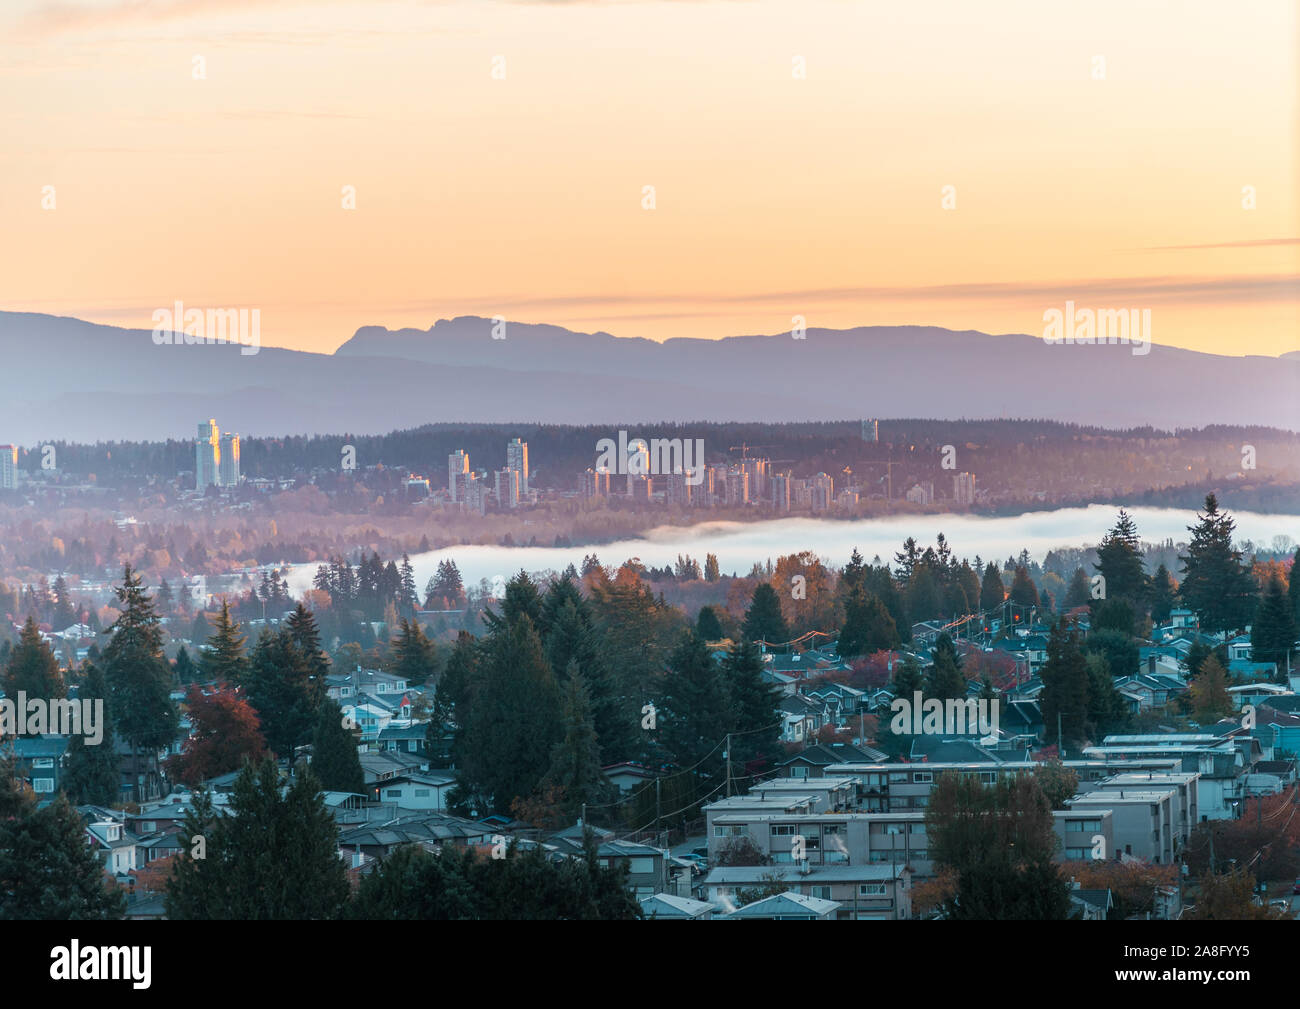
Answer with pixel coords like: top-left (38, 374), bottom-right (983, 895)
top-left (838, 586), bottom-right (900, 658)
top-left (1251, 572), bottom-right (1297, 672)
top-left (199, 598), bottom-right (248, 683)
top-left (392, 618), bottom-right (439, 685)
top-left (61, 662), bottom-right (119, 807)
top-left (1039, 620), bottom-right (1091, 751)
top-left (1064, 567), bottom-right (1092, 610)
top-left (892, 654), bottom-right (924, 699)
top-left (51, 575), bottom-right (76, 631)
top-left (723, 636), bottom-right (782, 767)
top-left (1082, 629), bottom-right (1139, 679)
top-left (244, 628), bottom-right (323, 760)
top-left (742, 583), bottom-right (788, 644)
top-left (101, 564), bottom-right (176, 793)
top-left (1290, 548), bottom-right (1300, 625)
top-left (1179, 494), bottom-right (1257, 634)
top-left (1149, 564), bottom-right (1176, 624)
top-left (1085, 654), bottom-right (1129, 737)
top-left (399, 554), bottom-right (419, 614)
top-left (1093, 509), bottom-right (1149, 614)
top-left (173, 645), bottom-right (197, 685)
top-left (311, 698), bottom-right (365, 794)
top-left (924, 634), bottom-right (966, 701)
top-left (703, 553), bottom-right (721, 582)
top-left (696, 605), bottom-right (724, 641)
top-left (660, 631), bottom-right (729, 778)
top-left (457, 615), bottom-right (561, 815)
top-left (542, 665), bottom-right (610, 821)
top-left (3, 615), bottom-right (65, 699)
top-left (979, 562), bottom-right (1007, 613)
top-left (0, 787), bottom-right (126, 920)
top-left (1008, 566), bottom-right (1039, 613)
top-left (165, 760), bottom-right (349, 920)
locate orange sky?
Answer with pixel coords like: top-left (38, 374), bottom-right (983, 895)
top-left (2, 0), bottom-right (1296, 356)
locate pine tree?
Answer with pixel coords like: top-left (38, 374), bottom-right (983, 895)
top-left (101, 564), bottom-right (176, 795)
top-left (62, 662), bottom-right (120, 806)
top-left (892, 654), bottom-right (924, 698)
top-left (199, 598), bottom-right (248, 684)
top-left (838, 586), bottom-right (900, 658)
top-left (399, 554), bottom-right (419, 614)
top-left (392, 618), bottom-right (439, 685)
top-left (742, 583), bottom-right (788, 644)
top-left (542, 666), bottom-right (609, 821)
top-left (1179, 494), bottom-right (1257, 634)
top-left (1093, 509), bottom-right (1149, 614)
top-left (1251, 573), bottom-right (1297, 673)
top-left (311, 698), bottom-right (365, 794)
top-left (924, 634), bottom-right (966, 701)
top-left (0, 789), bottom-right (126, 919)
top-left (1008, 566), bottom-right (1039, 613)
top-left (723, 636), bottom-right (782, 767)
top-left (51, 575), bottom-right (76, 631)
top-left (3, 615), bottom-right (65, 699)
top-left (1064, 567), bottom-right (1092, 610)
top-left (1039, 620), bottom-right (1091, 751)
top-left (696, 605), bottom-right (724, 641)
top-left (173, 645), bottom-right (196, 685)
top-left (1149, 563), bottom-right (1176, 624)
top-left (244, 628), bottom-right (322, 760)
top-left (165, 760), bottom-right (349, 919)
top-left (660, 631), bottom-right (729, 784)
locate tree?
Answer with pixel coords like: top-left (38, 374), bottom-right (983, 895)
top-left (101, 564), bottom-right (177, 795)
top-left (1252, 572), bottom-right (1297, 671)
top-left (838, 586), bottom-right (900, 659)
top-left (62, 662), bottom-right (120, 806)
top-left (1039, 620), bottom-right (1090, 751)
top-left (1008, 566), bottom-right (1039, 612)
top-left (1093, 509), bottom-right (1148, 614)
top-left (311, 698), bottom-right (365, 794)
top-left (1085, 654), bottom-right (1129, 737)
top-left (924, 634), bottom-right (966, 701)
top-left (892, 654), bottom-right (923, 698)
top-left (724, 636), bottom-right (782, 767)
top-left (1185, 867), bottom-right (1290, 920)
top-left (540, 666), bottom-right (610, 822)
top-left (1290, 548), bottom-right (1300, 625)
top-left (1149, 563), bottom-right (1176, 623)
top-left (696, 605), bottom-right (724, 641)
top-left (166, 684), bottom-right (268, 787)
top-left (1188, 655), bottom-right (1233, 722)
top-left (1063, 567), bottom-right (1092, 610)
top-left (704, 553), bottom-right (721, 582)
top-left (1092, 597), bottom-right (1135, 636)
top-left (3, 616), bottom-right (65, 699)
top-left (927, 771), bottom-right (1074, 920)
top-left (392, 618), bottom-right (439, 686)
top-left (457, 613), bottom-right (561, 815)
top-left (198, 598), bottom-right (248, 683)
top-left (741, 582), bottom-right (788, 644)
top-left (1179, 494), bottom-right (1257, 634)
top-left (165, 759), bottom-right (349, 920)
top-left (660, 631), bottom-right (729, 779)
top-left (1082, 629), bottom-right (1139, 679)
top-left (427, 559), bottom-right (465, 608)
top-left (51, 575), bottom-right (76, 631)
top-left (1034, 759), bottom-right (1079, 810)
top-left (173, 645), bottom-right (197, 685)
top-left (0, 786), bottom-right (126, 920)
top-left (980, 562), bottom-right (1006, 613)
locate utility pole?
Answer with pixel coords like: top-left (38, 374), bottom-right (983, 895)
top-left (655, 777), bottom-right (661, 842)
top-left (725, 734), bottom-right (732, 798)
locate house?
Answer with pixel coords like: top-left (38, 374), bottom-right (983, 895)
top-left (9, 735), bottom-right (69, 797)
top-left (777, 742), bottom-right (888, 778)
top-left (640, 892), bottom-right (713, 920)
top-left (1069, 885), bottom-right (1114, 921)
top-left (722, 891), bottom-right (840, 920)
top-left (85, 818), bottom-right (139, 878)
top-left (704, 863), bottom-right (910, 920)
top-left (1226, 682), bottom-right (1292, 712)
top-left (370, 771), bottom-right (457, 811)
top-left (377, 722), bottom-right (429, 757)
top-left (359, 749), bottom-right (429, 789)
top-left (602, 761), bottom-right (661, 795)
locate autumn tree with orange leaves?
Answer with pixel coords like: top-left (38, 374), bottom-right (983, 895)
top-left (166, 684), bottom-right (268, 787)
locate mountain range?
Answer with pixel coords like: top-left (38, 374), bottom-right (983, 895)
top-left (2, 311), bottom-right (1296, 444)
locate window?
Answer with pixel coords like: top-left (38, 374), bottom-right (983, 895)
top-left (629, 857), bottom-right (655, 874)
top-left (909, 822), bottom-right (926, 834)
top-left (859, 883), bottom-right (887, 897)
top-left (913, 771), bottom-right (933, 783)
top-left (414, 789), bottom-right (430, 797)
top-left (386, 789), bottom-right (402, 797)
top-left (33, 757), bottom-right (54, 768)
top-left (33, 777), bottom-right (54, 793)
top-left (772, 824), bottom-right (799, 836)
top-left (810, 886), bottom-right (832, 899)
top-left (790, 765), bottom-right (809, 778)
top-left (910, 848), bottom-right (928, 860)
top-left (979, 772), bottom-right (996, 784)
top-left (139, 821), bottom-right (155, 833)
top-left (824, 824), bottom-right (841, 835)
top-left (1065, 847), bottom-right (1090, 860)
top-left (869, 851), bottom-right (892, 863)
top-left (888, 772), bottom-right (908, 783)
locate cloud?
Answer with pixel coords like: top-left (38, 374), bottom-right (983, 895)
top-left (1140, 238), bottom-right (1300, 251)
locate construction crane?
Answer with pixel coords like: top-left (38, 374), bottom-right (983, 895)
top-left (727, 442), bottom-right (773, 460)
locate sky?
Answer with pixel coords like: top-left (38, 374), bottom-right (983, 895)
top-left (2, 0), bottom-right (1297, 356)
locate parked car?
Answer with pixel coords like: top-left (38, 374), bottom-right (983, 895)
top-left (1293, 878), bottom-right (1300, 895)
top-left (1269, 899), bottom-right (1290, 912)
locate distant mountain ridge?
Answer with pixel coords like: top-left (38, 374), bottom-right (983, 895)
top-left (0, 311), bottom-right (1295, 444)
